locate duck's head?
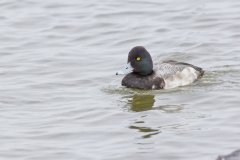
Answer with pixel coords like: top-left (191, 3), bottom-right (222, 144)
top-left (116, 46), bottom-right (153, 76)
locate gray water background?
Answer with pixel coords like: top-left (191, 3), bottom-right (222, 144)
top-left (0, 0), bottom-right (240, 160)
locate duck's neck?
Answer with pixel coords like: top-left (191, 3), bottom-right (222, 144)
top-left (136, 69), bottom-right (154, 76)
top-left (139, 63), bottom-right (153, 75)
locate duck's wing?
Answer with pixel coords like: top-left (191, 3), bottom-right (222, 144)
top-left (155, 60), bottom-right (204, 79)
top-left (154, 60), bottom-right (204, 89)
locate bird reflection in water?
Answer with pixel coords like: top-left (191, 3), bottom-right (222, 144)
top-left (127, 94), bottom-right (159, 138)
top-left (129, 125), bottom-right (160, 139)
top-left (127, 94), bottom-right (183, 113)
top-left (127, 94), bottom-right (155, 112)
top-left (125, 94), bottom-right (183, 138)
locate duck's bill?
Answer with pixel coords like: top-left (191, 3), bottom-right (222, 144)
top-left (116, 63), bottom-right (133, 75)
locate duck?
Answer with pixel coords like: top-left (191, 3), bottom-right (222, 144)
top-left (116, 46), bottom-right (204, 90)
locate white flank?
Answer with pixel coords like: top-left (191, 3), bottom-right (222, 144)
top-left (163, 67), bottom-right (198, 89)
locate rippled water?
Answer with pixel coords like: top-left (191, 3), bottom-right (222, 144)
top-left (1, 0), bottom-right (240, 160)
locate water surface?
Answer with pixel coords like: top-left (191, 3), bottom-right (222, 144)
top-left (0, 0), bottom-right (240, 160)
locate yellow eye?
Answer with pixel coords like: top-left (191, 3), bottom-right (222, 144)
top-left (136, 57), bottom-right (141, 61)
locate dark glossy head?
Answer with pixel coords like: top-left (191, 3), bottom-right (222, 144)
top-left (128, 46), bottom-right (153, 76)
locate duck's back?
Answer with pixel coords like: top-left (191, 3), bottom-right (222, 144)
top-left (155, 60), bottom-right (204, 89)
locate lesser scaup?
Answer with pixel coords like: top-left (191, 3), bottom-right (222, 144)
top-left (116, 46), bottom-right (204, 90)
